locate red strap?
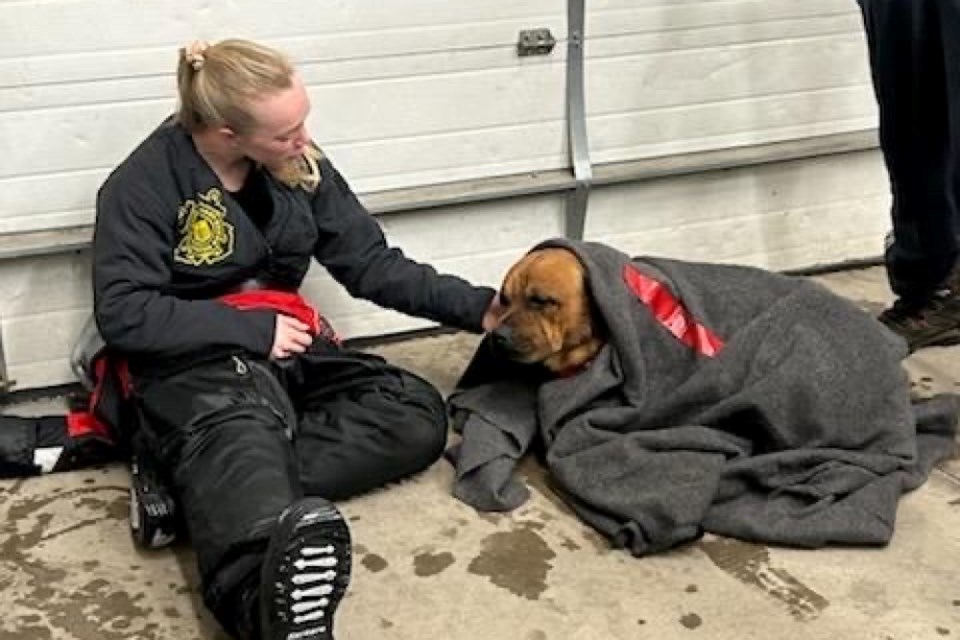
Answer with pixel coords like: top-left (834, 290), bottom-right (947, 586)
top-left (67, 291), bottom-right (333, 442)
top-left (219, 290), bottom-right (339, 342)
top-left (66, 358), bottom-right (111, 440)
top-left (66, 355), bottom-right (131, 441)
top-left (623, 265), bottom-right (724, 357)
top-left (65, 410), bottom-right (102, 439)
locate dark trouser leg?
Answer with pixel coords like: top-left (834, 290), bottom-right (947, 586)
top-left (941, 0), bottom-right (960, 270)
top-left (858, 0), bottom-right (960, 299)
top-left (289, 346), bottom-right (448, 500)
top-left (133, 355), bottom-right (301, 638)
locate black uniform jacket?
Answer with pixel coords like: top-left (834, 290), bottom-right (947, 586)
top-left (92, 120), bottom-right (495, 366)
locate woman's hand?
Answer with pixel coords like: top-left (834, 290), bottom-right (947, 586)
top-left (271, 314), bottom-right (313, 359)
top-left (481, 293), bottom-right (505, 332)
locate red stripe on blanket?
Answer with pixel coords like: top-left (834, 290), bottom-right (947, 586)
top-left (623, 265), bottom-right (724, 357)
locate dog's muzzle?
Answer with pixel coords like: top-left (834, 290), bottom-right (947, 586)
top-left (490, 325), bottom-right (516, 355)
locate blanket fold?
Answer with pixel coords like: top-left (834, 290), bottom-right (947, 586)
top-left (447, 239), bottom-right (959, 555)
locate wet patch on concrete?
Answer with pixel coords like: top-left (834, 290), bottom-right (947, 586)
top-left (848, 579), bottom-right (893, 617)
top-left (6, 485), bottom-right (127, 524)
top-left (0, 572), bottom-right (15, 591)
top-left (0, 481), bottom-right (189, 639)
top-left (699, 538), bottom-right (829, 621)
top-left (379, 617), bottom-right (394, 629)
top-left (14, 614), bottom-right (41, 625)
top-left (4, 621), bottom-right (53, 640)
top-left (440, 526), bottom-right (459, 539)
top-left (909, 374), bottom-right (949, 401)
top-left (35, 577), bottom-right (159, 640)
top-left (413, 551), bottom-right (455, 577)
top-left (76, 495), bottom-right (129, 521)
top-left (514, 517), bottom-right (545, 532)
top-left (560, 536), bottom-right (581, 551)
top-left (530, 507), bottom-right (556, 522)
top-left (686, 584), bottom-right (699, 593)
top-left (0, 479), bottom-right (27, 501)
top-left (581, 529), bottom-right (611, 554)
top-left (32, 499), bottom-right (131, 546)
top-left (541, 597), bottom-right (568, 615)
top-left (361, 553), bottom-right (389, 573)
top-left (519, 460), bottom-right (575, 518)
top-left (478, 511), bottom-right (502, 525)
top-left (680, 613), bottom-right (702, 629)
top-left (467, 522), bottom-right (556, 600)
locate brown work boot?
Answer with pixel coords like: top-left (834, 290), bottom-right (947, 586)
top-left (879, 266), bottom-right (960, 351)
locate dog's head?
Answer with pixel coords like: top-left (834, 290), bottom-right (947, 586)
top-left (490, 247), bottom-right (604, 374)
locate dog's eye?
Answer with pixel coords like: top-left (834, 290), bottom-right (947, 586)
top-left (527, 294), bottom-right (557, 309)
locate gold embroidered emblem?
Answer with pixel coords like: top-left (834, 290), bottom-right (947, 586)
top-left (174, 187), bottom-right (235, 266)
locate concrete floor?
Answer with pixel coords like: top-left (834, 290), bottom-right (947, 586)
top-left (1, 266), bottom-right (959, 640)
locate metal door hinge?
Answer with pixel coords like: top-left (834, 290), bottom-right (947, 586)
top-left (517, 29), bottom-right (556, 57)
top-left (0, 335), bottom-right (12, 395)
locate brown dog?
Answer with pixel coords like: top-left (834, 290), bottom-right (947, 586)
top-left (491, 247), bottom-right (604, 374)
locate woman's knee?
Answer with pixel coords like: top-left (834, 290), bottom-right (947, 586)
top-left (399, 407), bottom-right (447, 471)
top-left (393, 373), bottom-right (447, 468)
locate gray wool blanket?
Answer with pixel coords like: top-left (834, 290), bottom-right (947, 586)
top-left (446, 239), bottom-right (959, 556)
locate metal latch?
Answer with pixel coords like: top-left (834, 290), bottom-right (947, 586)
top-left (517, 29), bottom-right (556, 57)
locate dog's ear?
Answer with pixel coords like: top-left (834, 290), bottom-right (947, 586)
top-left (567, 267), bottom-right (601, 345)
top-left (581, 269), bottom-right (604, 334)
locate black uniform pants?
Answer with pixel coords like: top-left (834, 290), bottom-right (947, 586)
top-left (858, 0), bottom-right (960, 299)
top-left (131, 342), bottom-right (447, 637)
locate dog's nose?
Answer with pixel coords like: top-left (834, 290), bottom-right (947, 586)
top-left (491, 325), bottom-right (513, 349)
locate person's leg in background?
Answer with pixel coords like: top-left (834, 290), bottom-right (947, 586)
top-left (858, 0), bottom-right (960, 350)
top-left (133, 354), bottom-right (350, 640)
top-left (940, 0), bottom-right (960, 293)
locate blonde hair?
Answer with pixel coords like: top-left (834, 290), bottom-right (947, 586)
top-left (176, 38), bottom-right (294, 134)
top-left (270, 143), bottom-right (323, 191)
top-left (176, 38), bottom-right (323, 191)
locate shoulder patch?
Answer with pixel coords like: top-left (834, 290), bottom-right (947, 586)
top-left (174, 187), bottom-right (235, 266)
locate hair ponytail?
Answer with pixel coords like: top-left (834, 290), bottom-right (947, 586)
top-left (174, 39), bottom-right (294, 134)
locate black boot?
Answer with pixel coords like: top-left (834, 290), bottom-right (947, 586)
top-left (878, 262), bottom-right (960, 351)
top-left (259, 498), bottom-right (352, 640)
